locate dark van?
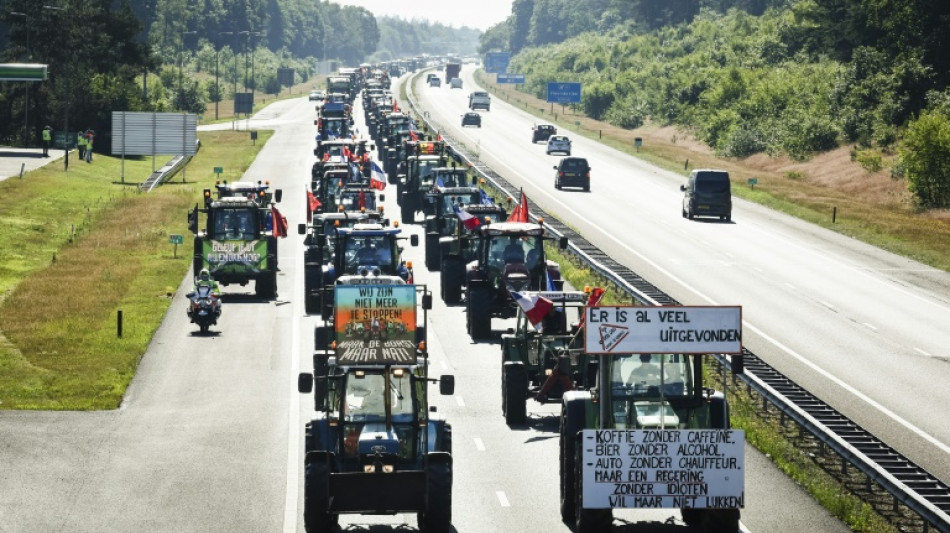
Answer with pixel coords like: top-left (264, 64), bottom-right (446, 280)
top-left (681, 169), bottom-right (732, 221)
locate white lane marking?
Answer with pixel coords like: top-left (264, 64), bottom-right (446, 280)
top-left (456, 396), bottom-right (465, 407)
top-left (819, 300), bottom-right (836, 311)
top-left (282, 244), bottom-right (303, 532)
top-left (862, 322), bottom-right (878, 331)
top-left (784, 283), bottom-right (796, 292)
top-left (496, 491), bottom-right (510, 507)
top-left (914, 347), bottom-right (931, 356)
top-left (474, 438), bottom-right (485, 451)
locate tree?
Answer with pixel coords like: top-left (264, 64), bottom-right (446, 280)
top-left (901, 109), bottom-right (950, 208)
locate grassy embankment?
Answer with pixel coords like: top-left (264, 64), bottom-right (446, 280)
top-left (0, 130), bottom-right (272, 410)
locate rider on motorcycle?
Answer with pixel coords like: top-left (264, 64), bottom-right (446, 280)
top-left (193, 269), bottom-right (221, 297)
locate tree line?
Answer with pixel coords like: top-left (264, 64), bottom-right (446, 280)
top-left (480, 0), bottom-right (950, 208)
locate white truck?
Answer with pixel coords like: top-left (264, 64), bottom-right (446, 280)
top-left (468, 91), bottom-right (491, 111)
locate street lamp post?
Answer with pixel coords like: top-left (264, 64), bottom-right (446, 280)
top-left (10, 11), bottom-right (30, 147)
top-left (216, 32), bottom-right (233, 121)
top-left (178, 30), bottom-right (196, 110)
top-left (42, 4), bottom-right (68, 170)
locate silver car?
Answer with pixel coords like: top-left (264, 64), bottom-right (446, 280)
top-left (546, 135), bottom-right (571, 155)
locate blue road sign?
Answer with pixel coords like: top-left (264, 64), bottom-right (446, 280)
top-left (484, 52), bottom-right (510, 74)
top-left (497, 73), bottom-right (525, 84)
top-left (546, 82), bottom-right (582, 104)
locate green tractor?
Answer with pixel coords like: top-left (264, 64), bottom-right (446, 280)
top-left (464, 221), bottom-right (567, 340)
top-left (500, 290), bottom-right (597, 425)
top-left (438, 203), bottom-right (508, 304)
top-left (423, 186), bottom-right (483, 271)
top-left (188, 182), bottom-right (283, 298)
top-left (560, 306), bottom-right (745, 532)
top-left (396, 140), bottom-right (450, 223)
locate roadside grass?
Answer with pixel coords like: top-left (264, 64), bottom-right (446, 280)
top-left (199, 75), bottom-right (326, 125)
top-left (473, 71), bottom-right (950, 273)
top-left (0, 130), bottom-right (272, 410)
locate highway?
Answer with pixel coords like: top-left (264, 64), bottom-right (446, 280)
top-left (415, 65), bottom-right (950, 487)
top-left (0, 76), bottom-right (851, 532)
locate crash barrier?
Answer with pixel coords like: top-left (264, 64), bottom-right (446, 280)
top-left (403, 69), bottom-right (950, 533)
top-left (139, 139), bottom-right (201, 192)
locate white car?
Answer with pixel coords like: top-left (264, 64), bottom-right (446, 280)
top-left (308, 90), bottom-right (325, 102)
top-left (546, 135), bottom-right (571, 156)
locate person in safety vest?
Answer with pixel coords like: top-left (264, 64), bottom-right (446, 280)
top-left (42, 126), bottom-right (52, 157)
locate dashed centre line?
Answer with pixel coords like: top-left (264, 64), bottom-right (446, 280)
top-left (455, 396), bottom-right (465, 407)
top-left (474, 438), bottom-right (485, 451)
top-left (496, 491), bottom-right (510, 507)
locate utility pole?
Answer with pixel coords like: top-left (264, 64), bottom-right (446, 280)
top-left (216, 32), bottom-right (233, 121)
top-left (42, 4), bottom-right (68, 170)
top-left (10, 11), bottom-right (30, 147)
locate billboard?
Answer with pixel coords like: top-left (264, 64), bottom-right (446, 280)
top-left (546, 82), bottom-right (582, 104)
top-left (277, 67), bottom-right (295, 87)
top-left (234, 92), bottom-right (254, 114)
top-left (110, 112), bottom-right (198, 156)
top-left (484, 52), bottom-right (511, 74)
top-left (334, 285), bottom-right (418, 365)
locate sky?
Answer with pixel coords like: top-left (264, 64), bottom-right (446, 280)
top-left (329, 0), bottom-right (514, 32)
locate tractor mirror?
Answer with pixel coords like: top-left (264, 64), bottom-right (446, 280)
top-left (379, 194), bottom-right (386, 202)
top-left (731, 354), bottom-right (744, 375)
top-left (274, 189), bottom-right (283, 203)
top-left (558, 237), bottom-right (569, 250)
top-left (422, 293), bottom-right (433, 310)
top-left (317, 235), bottom-right (327, 247)
top-left (439, 375), bottom-right (455, 395)
top-left (297, 373), bottom-right (313, 394)
top-left (313, 148), bottom-right (319, 156)
top-left (187, 207), bottom-right (198, 234)
top-left (410, 234), bottom-right (419, 246)
top-left (297, 223), bottom-right (306, 235)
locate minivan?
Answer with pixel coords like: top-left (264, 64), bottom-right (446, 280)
top-left (681, 169), bottom-right (732, 221)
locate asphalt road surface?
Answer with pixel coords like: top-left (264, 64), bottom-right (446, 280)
top-left (0, 80), bottom-right (849, 533)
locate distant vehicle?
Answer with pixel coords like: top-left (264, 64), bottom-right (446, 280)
top-left (429, 77), bottom-right (442, 87)
top-left (461, 112), bottom-right (482, 128)
top-left (554, 157), bottom-right (591, 192)
top-left (309, 90), bottom-right (325, 102)
top-left (681, 169), bottom-right (732, 221)
top-left (445, 62), bottom-right (461, 84)
top-left (531, 124), bottom-right (557, 143)
top-left (426, 73), bottom-right (438, 85)
top-left (546, 135), bottom-right (571, 155)
top-left (468, 91), bottom-right (490, 111)
top-left (449, 77), bottom-right (463, 89)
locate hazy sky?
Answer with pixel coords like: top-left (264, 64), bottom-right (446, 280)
top-left (330, 0), bottom-right (514, 31)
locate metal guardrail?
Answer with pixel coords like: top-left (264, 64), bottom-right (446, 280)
top-left (402, 70), bottom-right (950, 533)
top-left (140, 155), bottom-right (189, 192)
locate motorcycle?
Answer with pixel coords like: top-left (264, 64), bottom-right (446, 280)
top-left (186, 284), bottom-right (221, 334)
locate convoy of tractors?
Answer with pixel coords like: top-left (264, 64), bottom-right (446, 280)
top-left (189, 61), bottom-right (745, 533)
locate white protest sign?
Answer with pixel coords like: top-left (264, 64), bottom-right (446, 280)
top-left (581, 429), bottom-right (745, 509)
top-left (584, 306), bottom-right (742, 354)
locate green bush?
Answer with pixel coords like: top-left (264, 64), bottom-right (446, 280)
top-left (901, 109), bottom-right (950, 208)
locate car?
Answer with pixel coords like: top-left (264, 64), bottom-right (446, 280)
top-left (450, 77), bottom-right (463, 89)
top-left (461, 112), bottom-right (482, 128)
top-left (308, 90), bottom-right (325, 102)
top-left (546, 135), bottom-right (571, 155)
top-left (469, 91), bottom-right (491, 111)
top-left (554, 157), bottom-right (591, 191)
top-left (429, 77), bottom-right (442, 87)
top-left (531, 124), bottom-right (557, 143)
top-left (681, 169), bottom-right (732, 221)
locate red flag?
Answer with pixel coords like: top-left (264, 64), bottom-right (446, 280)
top-left (578, 287), bottom-right (606, 330)
top-left (409, 130), bottom-right (418, 141)
top-left (322, 152), bottom-right (330, 162)
top-left (508, 190), bottom-right (529, 222)
top-left (436, 133), bottom-right (443, 141)
top-left (272, 206), bottom-right (288, 238)
top-left (344, 146), bottom-right (354, 161)
top-left (307, 191), bottom-right (321, 222)
top-left (358, 190), bottom-right (366, 210)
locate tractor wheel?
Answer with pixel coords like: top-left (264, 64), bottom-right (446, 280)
top-left (418, 458), bottom-right (452, 533)
top-left (681, 507), bottom-right (704, 528)
top-left (425, 234), bottom-right (440, 271)
top-left (467, 286), bottom-right (492, 340)
top-left (304, 266), bottom-right (320, 315)
top-left (192, 237), bottom-right (204, 277)
top-left (705, 509), bottom-right (740, 532)
top-left (440, 257), bottom-right (463, 304)
top-left (401, 199), bottom-right (414, 225)
top-left (256, 272), bottom-right (277, 299)
top-left (503, 363), bottom-right (527, 425)
top-left (560, 399), bottom-right (586, 523)
top-left (303, 454), bottom-right (335, 533)
top-left (574, 434), bottom-right (613, 532)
